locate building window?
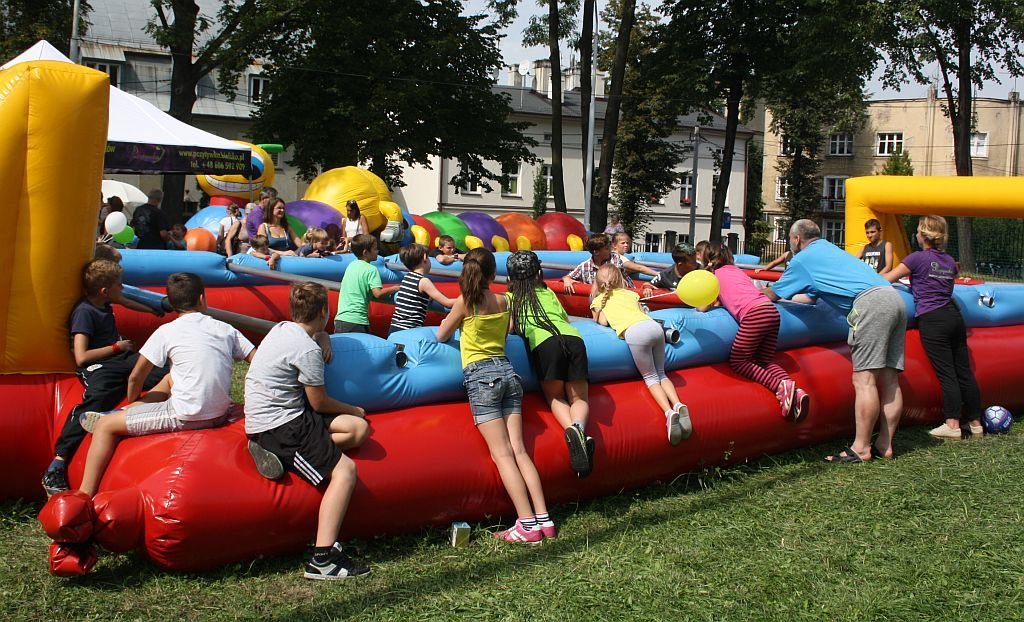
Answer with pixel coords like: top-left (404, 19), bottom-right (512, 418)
top-left (461, 178), bottom-right (480, 195)
top-left (679, 174), bottom-right (693, 205)
top-left (822, 176), bottom-right (848, 211)
top-left (828, 133), bottom-right (853, 156)
top-left (970, 133), bottom-right (989, 158)
top-left (248, 74), bottom-right (270, 103)
top-left (770, 215), bottom-right (788, 242)
top-left (644, 232), bottom-right (663, 252)
top-left (779, 135), bottom-right (797, 156)
top-left (85, 61), bottom-right (120, 88)
top-left (501, 162), bottom-right (521, 196)
top-left (823, 219), bottom-right (845, 246)
top-left (543, 133), bottom-right (552, 143)
top-left (269, 151), bottom-right (281, 169)
top-left (876, 132), bottom-right (903, 156)
top-left (775, 177), bottom-right (790, 201)
top-left (539, 164), bottom-right (553, 198)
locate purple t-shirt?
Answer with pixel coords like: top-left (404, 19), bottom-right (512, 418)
top-left (901, 249), bottom-right (957, 317)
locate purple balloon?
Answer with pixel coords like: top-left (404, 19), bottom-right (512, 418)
top-left (457, 212), bottom-right (509, 252)
top-left (245, 200), bottom-right (340, 240)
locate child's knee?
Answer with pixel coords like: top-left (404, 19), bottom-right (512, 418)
top-left (331, 455), bottom-right (357, 485)
top-left (352, 417), bottom-right (370, 444)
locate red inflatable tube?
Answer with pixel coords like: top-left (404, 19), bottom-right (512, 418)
top-left (38, 325), bottom-right (1024, 572)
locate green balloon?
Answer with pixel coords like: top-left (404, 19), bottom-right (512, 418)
top-left (422, 211), bottom-right (472, 251)
top-left (113, 225), bottom-right (135, 245)
top-left (286, 215), bottom-right (307, 239)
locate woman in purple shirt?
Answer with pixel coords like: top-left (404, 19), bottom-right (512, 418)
top-left (885, 215), bottom-right (983, 440)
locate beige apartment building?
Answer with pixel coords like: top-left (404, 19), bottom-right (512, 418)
top-left (761, 87), bottom-right (1024, 248)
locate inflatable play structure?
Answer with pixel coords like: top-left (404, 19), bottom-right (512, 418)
top-left (5, 51), bottom-right (1024, 575)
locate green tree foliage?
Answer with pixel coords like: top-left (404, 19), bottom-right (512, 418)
top-left (253, 0), bottom-right (536, 190)
top-left (532, 162), bottom-right (549, 219)
top-left (880, 151), bottom-right (915, 176)
top-left (878, 0), bottom-right (1024, 270)
top-left (0, 0), bottom-right (90, 62)
top-left (606, 2), bottom-right (684, 239)
top-left (744, 141), bottom-right (772, 256)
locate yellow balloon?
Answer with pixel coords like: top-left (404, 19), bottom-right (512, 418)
top-left (303, 166), bottom-right (391, 233)
top-left (676, 270), bottom-right (720, 307)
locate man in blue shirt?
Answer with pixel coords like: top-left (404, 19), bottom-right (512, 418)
top-left (763, 219), bottom-right (906, 463)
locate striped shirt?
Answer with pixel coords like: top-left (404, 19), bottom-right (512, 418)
top-left (566, 252), bottom-right (634, 287)
top-left (391, 272), bottom-right (430, 330)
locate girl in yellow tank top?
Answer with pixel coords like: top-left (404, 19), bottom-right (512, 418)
top-left (435, 248), bottom-right (553, 543)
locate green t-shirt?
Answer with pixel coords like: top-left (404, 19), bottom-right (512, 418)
top-left (335, 259), bottom-right (383, 326)
top-left (506, 286), bottom-right (580, 350)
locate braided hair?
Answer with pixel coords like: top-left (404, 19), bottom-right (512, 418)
top-left (592, 263), bottom-right (626, 313)
top-left (506, 251), bottom-right (568, 353)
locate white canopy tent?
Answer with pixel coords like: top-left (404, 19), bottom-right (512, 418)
top-left (2, 41), bottom-right (251, 175)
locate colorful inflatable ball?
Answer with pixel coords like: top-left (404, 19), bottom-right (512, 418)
top-left (422, 211), bottom-right (473, 252)
top-left (245, 205), bottom-right (310, 241)
top-left (184, 227), bottom-right (217, 252)
top-left (458, 212), bottom-right (510, 252)
top-left (104, 211), bottom-right (127, 236)
top-left (286, 200), bottom-right (341, 232)
top-left (495, 213), bottom-right (547, 251)
top-left (303, 167), bottom-right (391, 233)
top-left (410, 214), bottom-right (441, 247)
top-left (676, 270), bottom-right (720, 307)
top-left (197, 142), bottom-right (276, 199)
top-left (185, 205), bottom-right (229, 238)
top-left (209, 195), bottom-right (248, 210)
top-left (537, 213), bottom-right (586, 251)
top-left (112, 226), bottom-right (135, 245)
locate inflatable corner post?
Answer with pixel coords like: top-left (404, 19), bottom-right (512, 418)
top-left (0, 61), bottom-right (109, 373)
top-left (303, 167), bottom-right (392, 234)
top-left (845, 176), bottom-right (1024, 263)
top-left (197, 142), bottom-right (275, 200)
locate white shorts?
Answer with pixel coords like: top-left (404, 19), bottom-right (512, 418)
top-left (123, 401), bottom-right (229, 436)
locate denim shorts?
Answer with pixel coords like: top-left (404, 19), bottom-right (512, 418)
top-left (463, 357), bottom-right (523, 425)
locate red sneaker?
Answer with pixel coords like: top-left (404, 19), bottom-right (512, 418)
top-left (538, 521), bottom-right (557, 539)
top-left (776, 380), bottom-right (796, 419)
top-left (494, 520), bottom-right (542, 544)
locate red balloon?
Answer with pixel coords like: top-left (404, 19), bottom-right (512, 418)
top-left (184, 227), bottom-right (217, 252)
top-left (38, 490), bottom-right (96, 543)
top-left (536, 213), bottom-right (587, 250)
top-left (48, 541), bottom-right (98, 577)
top-left (209, 195), bottom-right (249, 209)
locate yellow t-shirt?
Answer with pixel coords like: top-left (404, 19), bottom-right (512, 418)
top-left (460, 310), bottom-right (508, 367)
top-left (590, 289), bottom-right (649, 337)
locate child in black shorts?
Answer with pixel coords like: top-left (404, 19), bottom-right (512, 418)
top-left (244, 282), bottom-right (371, 580)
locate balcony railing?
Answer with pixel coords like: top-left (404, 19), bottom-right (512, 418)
top-left (820, 198), bottom-right (846, 212)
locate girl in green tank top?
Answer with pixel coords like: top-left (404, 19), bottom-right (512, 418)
top-left (436, 248), bottom-right (553, 543)
top-left (506, 251), bottom-right (594, 479)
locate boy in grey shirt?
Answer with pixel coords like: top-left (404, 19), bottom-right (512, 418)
top-left (244, 282), bottom-right (370, 580)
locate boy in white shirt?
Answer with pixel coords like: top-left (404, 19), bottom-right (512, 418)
top-left (77, 272), bottom-right (256, 497)
top-left (245, 282), bottom-right (371, 580)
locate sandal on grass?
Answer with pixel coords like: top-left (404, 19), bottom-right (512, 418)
top-left (824, 446), bottom-right (867, 464)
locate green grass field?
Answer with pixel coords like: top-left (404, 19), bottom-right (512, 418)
top-left (3, 364), bottom-right (1022, 620)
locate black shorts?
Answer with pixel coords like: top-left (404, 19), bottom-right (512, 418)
top-left (531, 335), bottom-right (589, 382)
top-left (334, 321), bottom-right (370, 334)
top-left (248, 410), bottom-right (341, 486)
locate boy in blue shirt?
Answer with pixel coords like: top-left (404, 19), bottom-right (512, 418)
top-left (42, 259), bottom-right (166, 496)
top-left (334, 234), bottom-right (399, 334)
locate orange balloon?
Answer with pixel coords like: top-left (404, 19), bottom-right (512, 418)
top-left (495, 213), bottom-right (547, 251)
top-left (184, 227), bottom-right (217, 252)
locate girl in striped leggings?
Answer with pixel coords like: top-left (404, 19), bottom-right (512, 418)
top-left (700, 242), bottom-right (809, 420)
top-left (591, 264), bottom-right (692, 445)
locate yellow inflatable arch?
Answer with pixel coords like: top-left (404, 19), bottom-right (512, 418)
top-left (845, 176), bottom-right (1024, 261)
top-left (0, 61), bottom-right (109, 373)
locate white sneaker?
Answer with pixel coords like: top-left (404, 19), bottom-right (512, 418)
top-left (928, 423), bottom-right (963, 440)
top-left (675, 404), bottom-right (693, 440)
top-left (667, 409), bottom-right (683, 446)
top-left (79, 411), bottom-right (107, 433)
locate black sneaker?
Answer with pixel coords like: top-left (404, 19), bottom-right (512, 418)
top-left (247, 440), bottom-right (284, 480)
top-left (304, 544), bottom-right (371, 581)
top-left (583, 436), bottom-right (596, 478)
top-left (564, 425), bottom-right (590, 476)
top-left (42, 468), bottom-right (70, 497)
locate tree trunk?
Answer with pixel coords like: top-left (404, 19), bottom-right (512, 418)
top-left (953, 18), bottom-right (975, 272)
top-left (709, 80), bottom-right (742, 243)
top-left (161, 0), bottom-right (202, 226)
top-left (579, 0), bottom-right (594, 191)
top-left (593, 0), bottom-right (636, 232)
top-left (547, 0), bottom-right (568, 213)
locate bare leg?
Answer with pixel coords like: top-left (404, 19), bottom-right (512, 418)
top-left (850, 370), bottom-right (881, 459)
top-left (79, 411), bottom-right (129, 496)
top-left (659, 378), bottom-right (682, 408)
top-left (315, 455), bottom-right (357, 547)
top-left (873, 368), bottom-right (903, 458)
top-left (134, 374), bottom-right (172, 404)
top-left (541, 380), bottom-right (572, 430)
top-left (646, 383), bottom-right (673, 413)
top-left (565, 380), bottom-right (590, 429)
top-left (505, 413), bottom-right (548, 515)
top-left (328, 415), bottom-right (369, 451)
top-left (476, 417), bottom-right (535, 519)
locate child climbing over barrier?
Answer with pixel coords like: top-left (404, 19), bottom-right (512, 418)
top-left (335, 234), bottom-right (400, 334)
top-left (506, 250), bottom-right (594, 478)
top-left (590, 263), bottom-right (692, 445)
top-left (298, 227), bottom-right (335, 258)
top-left (563, 233), bottom-right (652, 294)
top-left (75, 273), bottom-right (256, 498)
top-left (41, 259), bottom-right (167, 496)
top-left (698, 242), bottom-right (809, 421)
top-left (885, 215), bottom-right (983, 440)
top-left (389, 243), bottom-right (455, 334)
top-left (436, 248), bottom-right (553, 543)
top-left (244, 282), bottom-right (371, 580)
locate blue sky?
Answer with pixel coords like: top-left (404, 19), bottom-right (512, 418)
top-left (464, 0), bottom-right (1019, 100)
